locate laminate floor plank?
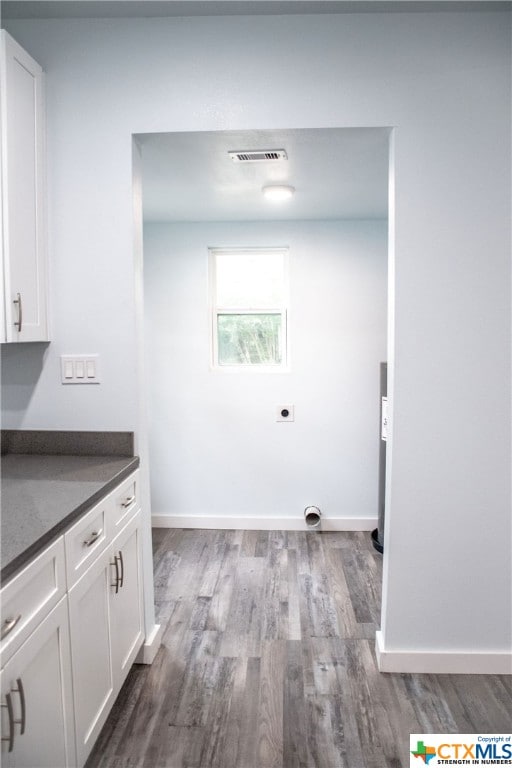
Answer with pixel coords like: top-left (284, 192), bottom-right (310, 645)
top-left (355, 644), bottom-right (416, 767)
top-left (198, 533), bottom-right (229, 598)
top-left (160, 597), bottom-right (196, 656)
top-left (171, 631), bottom-right (222, 727)
top-left (340, 550), bottom-right (375, 625)
top-left (233, 656), bottom-right (261, 768)
top-left (218, 556), bottom-right (265, 658)
top-left (286, 549), bottom-right (302, 642)
top-left (442, 674), bottom-right (512, 732)
top-left (151, 527), bottom-right (169, 556)
top-left (323, 547), bottom-right (359, 638)
top-left (291, 530), bottom-right (312, 577)
top-left (261, 550), bottom-right (287, 642)
top-left (153, 550), bottom-right (182, 624)
top-left (198, 657), bottom-right (239, 768)
top-left (283, 640), bottom-right (309, 768)
top-left (87, 665), bottom-right (150, 768)
top-left (304, 694), bottom-right (362, 768)
top-left (255, 530), bottom-right (270, 558)
top-left (300, 570), bottom-right (340, 639)
top-left (86, 529), bottom-right (512, 768)
top-left (400, 673), bottom-right (460, 734)
top-left (146, 725), bottom-right (204, 768)
top-left (240, 530), bottom-right (259, 557)
top-left (98, 647), bottom-right (175, 767)
top-left (213, 656), bottom-right (249, 768)
top-left (166, 530), bottom-right (218, 598)
top-left (344, 639), bottom-right (398, 760)
top-left (152, 529), bottom-right (185, 569)
top-left (257, 640), bottom-right (285, 768)
top-left (205, 541), bottom-right (241, 633)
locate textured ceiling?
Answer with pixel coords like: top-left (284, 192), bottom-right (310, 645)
top-left (138, 127), bottom-right (390, 223)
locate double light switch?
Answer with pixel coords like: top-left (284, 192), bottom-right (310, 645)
top-left (61, 355), bottom-right (100, 384)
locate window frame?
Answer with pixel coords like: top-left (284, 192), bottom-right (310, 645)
top-left (209, 246), bottom-right (290, 372)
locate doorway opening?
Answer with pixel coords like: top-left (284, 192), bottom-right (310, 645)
top-left (132, 124), bottom-right (393, 627)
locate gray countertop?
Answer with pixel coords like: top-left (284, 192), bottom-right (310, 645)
top-left (1, 453), bottom-right (140, 583)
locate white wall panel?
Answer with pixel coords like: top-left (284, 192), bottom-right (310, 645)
top-left (144, 220), bottom-right (387, 523)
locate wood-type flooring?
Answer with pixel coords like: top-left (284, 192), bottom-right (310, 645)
top-left (86, 528), bottom-right (512, 768)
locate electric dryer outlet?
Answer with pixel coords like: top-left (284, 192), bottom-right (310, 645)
top-left (276, 405), bottom-right (295, 422)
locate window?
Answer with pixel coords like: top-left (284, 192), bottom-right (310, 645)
top-left (209, 247), bottom-right (289, 369)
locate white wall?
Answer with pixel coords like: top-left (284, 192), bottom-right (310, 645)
top-left (144, 220), bottom-right (387, 524)
top-left (2, 11), bottom-right (510, 670)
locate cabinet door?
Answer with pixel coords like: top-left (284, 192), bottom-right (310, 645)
top-left (68, 550), bottom-right (114, 767)
top-left (110, 511), bottom-right (144, 694)
top-left (0, 31), bottom-right (48, 342)
top-left (0, 598), bottom-right (75, 768)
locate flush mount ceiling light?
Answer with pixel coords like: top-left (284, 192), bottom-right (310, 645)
top-left (262, 184), bottom-right (295, 202)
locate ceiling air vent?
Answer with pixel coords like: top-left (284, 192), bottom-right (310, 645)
top-left (228, 149), bottom-right (288, 163)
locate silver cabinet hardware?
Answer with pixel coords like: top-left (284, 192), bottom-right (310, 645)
top-left (117, 551), bottom-right (124, 589)
top-left (111, 552), bottom-right (124, 593)
top-left (1, 692), bottom-right (15, 752)
top-left (121, 495), bottom-right (135, 508)
top-left (13, 293), bottom-right (22, 332)
top-left (111, 557), bottom-right (120, 594)
top-left (83, 529), bottom-right (102, 548)
top-left (1, 614), bottom-right (22, 641)
top-left (1, 679), bottom-right (25, 753)
top-left (12, 679), bottom-right (25, 735)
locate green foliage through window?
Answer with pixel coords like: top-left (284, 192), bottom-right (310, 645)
top-left (210, 247), bottom-right (288, 369)
top-left (217, 314), bottom-right (282, 366)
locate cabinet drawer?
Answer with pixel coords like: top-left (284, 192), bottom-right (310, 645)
top-left (0, 537), bottom-right (66, 665)
top-left (109, 471), bottom-right (139, 533)
top-left (65, 500), bottom-right (109, 588)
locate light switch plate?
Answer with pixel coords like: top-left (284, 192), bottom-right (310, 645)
top-left (61, 355), bottom-right (100, 384)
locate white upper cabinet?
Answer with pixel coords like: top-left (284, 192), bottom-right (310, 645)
top-left (0, 31), bottom-right (49, 343)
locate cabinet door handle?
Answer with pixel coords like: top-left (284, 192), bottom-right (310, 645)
top-left (1, 692), bottom-right (15, 752)
top-left (111, 556), bottom-right (120, 593)
top-left (83, 529), bottom-right (103, 548)
top-left (1, 614), bottom-right (22, 640)
top-left (13, 293), bottom-right (23, 333)
top-left (117, 550), bottom-right (124, 589)
top-left (121, 495), bottom-right (135, 508)
top-left (12, 679), bottom-right (25, 735)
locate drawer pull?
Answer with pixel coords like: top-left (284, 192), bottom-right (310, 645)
top-left (117, 550), bottom-right (124, 588)
top-left (111, 556), bottom-right (120, 593)
top-left (111, 551), bottom-right (124, 593)
top-left (1, 614), bottom-right (22, 640)
top-left (83, 529), bottom-right (103, 548)
top-left (13, 292), bottom-right (23, 333)
top-left (1, 692), bottom-right (15, 752)
top-left (12, 679), bottom-right (25, 735)
top-left (121, 495), bottom-right (135, 508)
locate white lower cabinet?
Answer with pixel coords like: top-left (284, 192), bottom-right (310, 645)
top-left (110, 513), bottom-right (144, 693)
top-left (68, 549), bottom-right (115, 767)
top-left (0, 597), bottom-right (75, 768)
top-left (69, 508), bottom-right (143, 767)
top-left (1, 470), bottom-right (144, 768)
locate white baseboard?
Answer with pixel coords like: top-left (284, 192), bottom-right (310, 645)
top-left (151, 514), bottom-right (377, 532)
top-left (375, 630), bottom-right (512, 675)
top-left (135, 623), bottom-right (163, 665)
